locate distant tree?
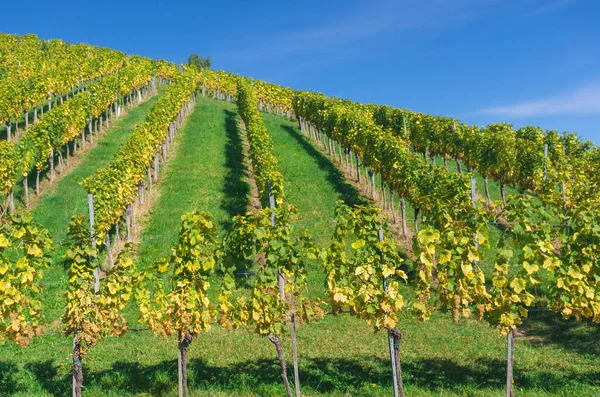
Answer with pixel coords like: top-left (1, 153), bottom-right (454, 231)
top-left (202, 56), bottom-right (212, 69)
top-left (188, 53), bottom-right (211, 70)
top-left (188, 54), bottom-right (202, 70)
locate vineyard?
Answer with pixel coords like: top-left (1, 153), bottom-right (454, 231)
top-left (0, 33), bottom-right (599, 397)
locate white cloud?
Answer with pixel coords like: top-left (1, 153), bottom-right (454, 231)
top-left (478, 82), bottom-right (600, 117)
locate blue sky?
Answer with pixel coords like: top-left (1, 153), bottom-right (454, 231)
top-left (5, 0), bottom-right (600, 143)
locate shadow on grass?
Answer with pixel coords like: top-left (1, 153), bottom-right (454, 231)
top-left (11, 351), bottom-right (598, 395)
top-left (0, 360), bottom-right (18, 395)
top-left (24, 359), bottom-right (67, 395)
top-left (280, 125), bottom-right (365, 208)
top-left (520, 307), bottom-right (600, 357)
top-left (221, 110), bottom-right (250, 230)
top-left (403, 357), bottom-right (504, 390)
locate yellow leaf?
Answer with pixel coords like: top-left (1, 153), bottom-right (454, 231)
top-left (523, 262), bottom-right (538, 275)
top-left (419, 252), bottom-right (432, 267)
top-left (467, 247), bottom-right (479, 263)
top-left (333, 292), bottom-right (348, 303)
top-left (510, 278), bottom-right (526, 294)
top-left (461, 263), bottom-right (473, 277)
top-left (0, 234), bottom-right (10, 248)
top-left (438, 250), bottom-right (451, 264)
top-left (382, 263), bottom-right (395, 278)
top-left (27, 244), bottom-right (43, 258)
top-left (351, 239), bottom-right (365, 250)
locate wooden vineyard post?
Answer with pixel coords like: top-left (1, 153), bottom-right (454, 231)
top-left (484, 177), bottom-right (491, 206)
top-left (268, 180), bottom-right (285, 300)
top-left (87, 118), bottom-right (91, 145)
top-left (115, 224), bottom-right (121, 252)
top-left (86, 91), bottom-right (92, 146)
top-left (153, 154), bottom-right (159, 182)
top-left (543, 143), bottom-right (548, 182)
top-left (400, 196), bottom-right (407, 239)
top-left (126, 204), bottom-right (132, 242)
top-left (50, 149), bottom-right (55, 184)
top-left (345, 149), bottom-right (349, 170)
top-left (88, 194), bottom-right (100, 293)
top-left (470, 172), bottom-right (479, 251)
top-left (506, 328), bottom-right (516, 397)
top-left (291, 311), bottom-right (301, 397)
top-left (414, 208), bottom-right (420, 234)
top-left (561, 180), bottom-right (568, 235)
top-left (380, 227), bottom-right (400, 397)
top-left (452, 123), bottom-right (462, 173)
top-left (390, 328), bottom-right (405, 397)
top-left (36, 170), bottom-right (40, 195)
top-left (147, 168), bottom-right (153, 190)
top-left (7, 188), bottom-right (14, 214)
top-left (369, 170), bottom-right (376, 201)
top-left (268, 180), bottom-right (297, 397)
top-left (390, 190), bottom-right (397, 224)
top-left (23, 177), bottom-right (29, 209)
top-left (561, 181), bottom-right (567, 214)
top-left (356, 154), bottom-right (361, 183)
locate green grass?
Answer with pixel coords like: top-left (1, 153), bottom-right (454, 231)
top-left (0, 98), bottom-right (598, 397)
top-left (262, 112), bottom-right (366, 299)
top-left (136, 95), bottom-right (248, 269)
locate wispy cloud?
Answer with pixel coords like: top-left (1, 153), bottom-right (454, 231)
top-left (477, 82), bottom-right (600, 117)
top-left (217, 0), bottom-right (502, 62)
top-left (528, 0), bottom-right (580, 15)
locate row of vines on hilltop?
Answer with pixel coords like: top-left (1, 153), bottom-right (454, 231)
top-left (0, 33), bottom-right (125, 139)
top-left (371, 104), bottom-right (595, 211)
top-left (0, 56), bottom-right (181, 214)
